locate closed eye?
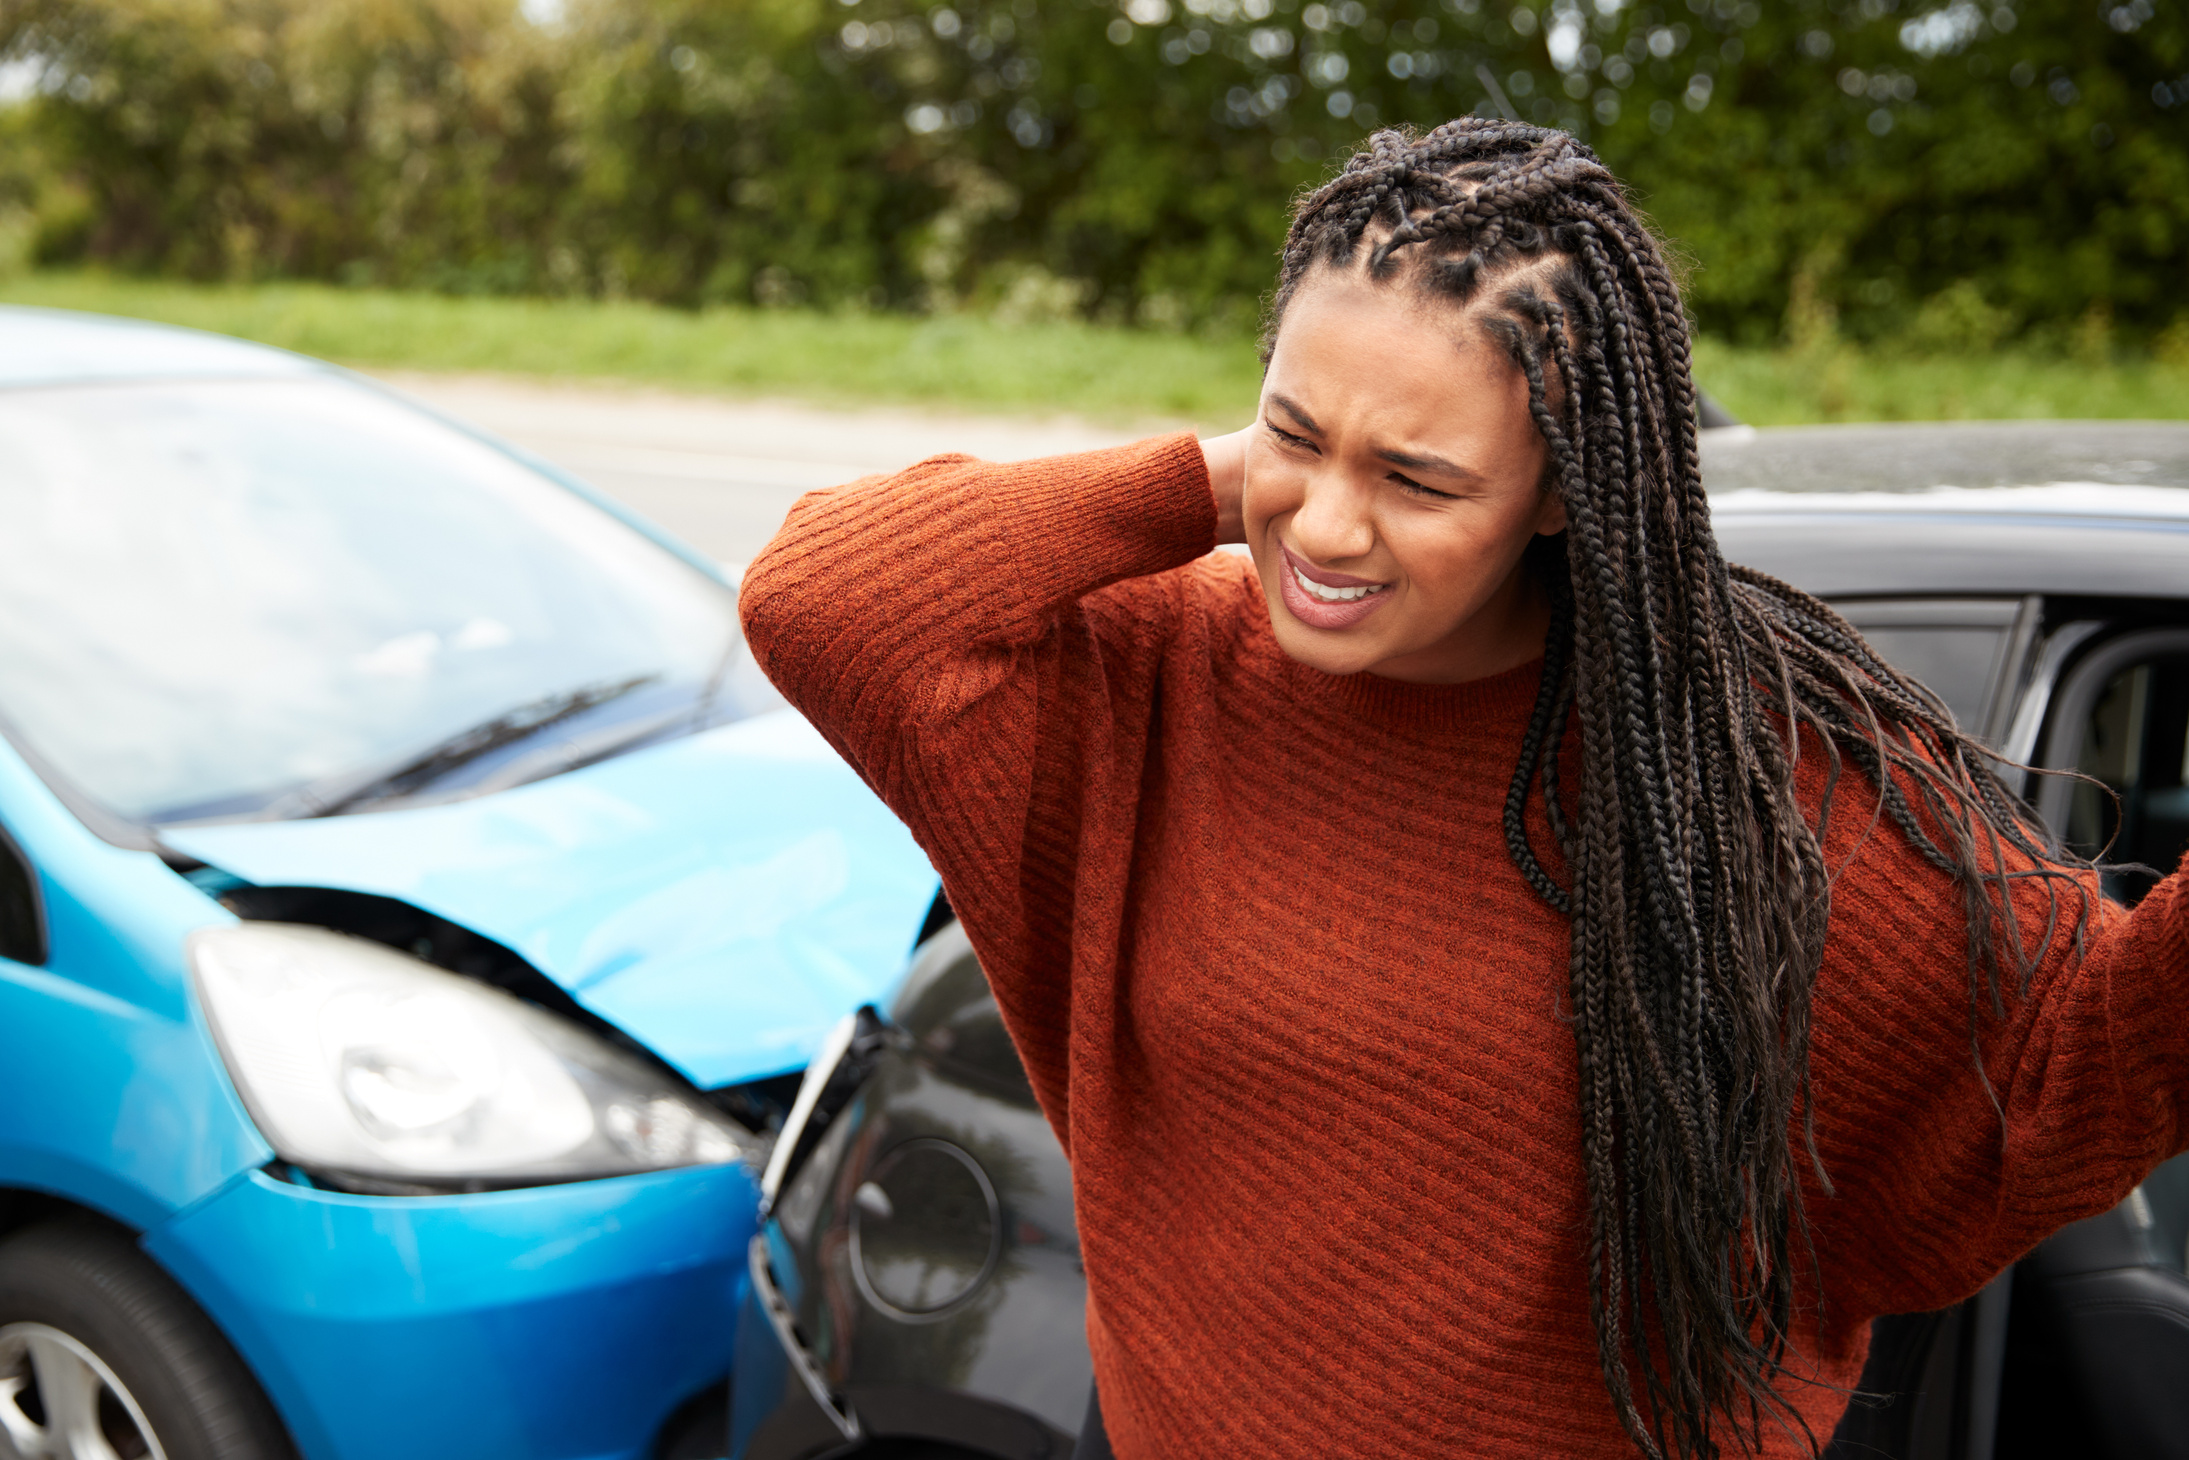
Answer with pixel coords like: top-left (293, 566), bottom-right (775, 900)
top-left (1393, 473), bottom-right (1460, 502)
top-left (1265, 411), bottom-right (1462, 500)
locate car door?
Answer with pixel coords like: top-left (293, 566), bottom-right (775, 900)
top-left (1824, 602), bottom-right (2189, 1460)
top-left (1995, 620), bottom-right (2189, 1460)
top-left (1817, 598), bottom-right (2035, 1460)
top-left (1833, 597), bottom-right (2041, 747)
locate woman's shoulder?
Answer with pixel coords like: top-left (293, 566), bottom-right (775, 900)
top-left (1795, 722), bottom-right (2106, 980)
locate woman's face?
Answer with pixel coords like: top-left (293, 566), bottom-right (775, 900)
top-left (1244, 270), bottom-right (1567, 684)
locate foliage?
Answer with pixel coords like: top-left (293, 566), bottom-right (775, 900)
top-left (9, 269), bottom-right (2187, 424)
top-left (809, 0), bottom-right (2189, 342)
top-left (0, 0), bottom-right (556, 284)
top-left (1, 0), bottom-right (2183, 348)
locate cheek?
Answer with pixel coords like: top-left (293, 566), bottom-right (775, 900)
top-left (1243, 439), bottom-right (1299, 500)
top-left (1241, 443), bottom-right (1307, 532)
top-left (1389, 513), bottom-right (1523, 606)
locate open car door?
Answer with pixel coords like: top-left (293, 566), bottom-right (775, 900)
top-left (1825, 610), bottom-right (2189, 1460)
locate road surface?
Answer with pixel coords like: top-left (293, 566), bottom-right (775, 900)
top-left (372, 373), bottom-right (1173, 566)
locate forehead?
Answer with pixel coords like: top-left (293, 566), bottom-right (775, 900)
top-left (1266, 270), bottom-right (1530, 434)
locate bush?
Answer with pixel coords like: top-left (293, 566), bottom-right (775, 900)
top-left (0, 0), bottom-right (569, 284)
top-left (3, 0), bottom-right (2183, 347)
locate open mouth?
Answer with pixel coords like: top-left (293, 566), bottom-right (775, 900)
top-left (1290, 563), bottom-right (1388, 604)
top-left (1275, 542), bottom-right (1394, 630)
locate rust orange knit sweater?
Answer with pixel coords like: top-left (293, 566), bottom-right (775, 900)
top-left (741, 432), bottom-right (2189, 1458)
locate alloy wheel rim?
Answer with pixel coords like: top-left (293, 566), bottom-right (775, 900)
top-left (0, 1323), bottom-right (167, 1460)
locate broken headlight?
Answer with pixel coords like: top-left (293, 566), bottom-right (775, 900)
top-left (190, 922), bottom-right (758, 1188)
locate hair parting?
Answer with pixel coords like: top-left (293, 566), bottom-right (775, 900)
top-left (1266, 119), bottom-right (2097, 1459)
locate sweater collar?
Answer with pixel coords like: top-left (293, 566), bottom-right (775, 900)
top-left (1288, 652), bottom-right (1547, 734)
top-left (1225, 556), bottom-right (1548, 734)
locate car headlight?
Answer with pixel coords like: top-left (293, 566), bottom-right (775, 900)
top-left (189, 922), bottom-right (758, 1187)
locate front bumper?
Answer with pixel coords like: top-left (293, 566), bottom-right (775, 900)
top-left (730, 1220), bottom-right (1078, 1460)
top-left (144, 1163), bottom-right (758, 1460)
top-left (731, 1228), bottom-right (866, 1460)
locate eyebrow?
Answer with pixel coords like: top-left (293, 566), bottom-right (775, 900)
top-left (1266, 392), bottom-right (1486, 483)
top-left (1267, 393), bottom-right (1323, 436)
top-left (1376, 445), bottom-right (1484, 483)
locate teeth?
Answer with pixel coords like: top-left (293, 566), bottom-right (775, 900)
top-left (1293, 565), bottom-right (1387, 604)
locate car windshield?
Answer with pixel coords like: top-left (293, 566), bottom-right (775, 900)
top-left (0, 375), bottom-right (750, 827)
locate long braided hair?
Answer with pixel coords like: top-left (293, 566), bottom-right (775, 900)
top-left (1267, 119), bottom-right (2094, 1458)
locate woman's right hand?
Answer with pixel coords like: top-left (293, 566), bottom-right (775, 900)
top-left (1200, 425), bottom-right (1254, 546)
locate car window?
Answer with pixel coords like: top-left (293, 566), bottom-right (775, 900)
top-left (2057, 647), bottom-right (2189, 906)
top-left (0, 377), bottom-right (751, 828)
top-left (1831, 598), bottom-right (2032, 738)
top-left (0, 823), bottom-right (40, 965)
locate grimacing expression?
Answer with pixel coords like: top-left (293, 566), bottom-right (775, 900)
top-left (1243, 268), bottom-right (1569, 685)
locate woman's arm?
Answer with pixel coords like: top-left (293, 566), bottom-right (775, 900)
top-left (1809, 800), bottom-right (2189, 1317)
top-left (738, 433), bottom-right (1231, 1095)
top-left (743, 431), bottom-right (1240, 735)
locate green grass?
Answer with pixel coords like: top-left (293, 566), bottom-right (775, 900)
top-left (6, 271), bottom-right (2184, 427)
top-left (1690, 338), bottom-right (2189, 427)
top-left (0, 271), bottom-right (1265, 425)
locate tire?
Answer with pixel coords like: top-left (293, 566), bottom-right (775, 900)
top-left (0, 1218), bottom-right (296, 1460)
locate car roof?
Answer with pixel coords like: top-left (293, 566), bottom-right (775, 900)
top-left (1703, 421), bottom-right (2189, 600)
top-left (0, 305), bottom-right (327, 388)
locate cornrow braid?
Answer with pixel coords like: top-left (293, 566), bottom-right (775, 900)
top-left (1264, 118), bottom-right (2096, 1460)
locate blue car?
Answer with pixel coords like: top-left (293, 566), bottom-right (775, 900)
top-left (0, 306), bottom-right (940, 1460)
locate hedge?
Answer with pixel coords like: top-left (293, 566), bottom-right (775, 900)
top-left (2, 0), bottom-right (2182, 349)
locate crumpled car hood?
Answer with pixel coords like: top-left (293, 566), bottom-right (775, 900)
top-left (161, 710), bottom-right (938, 1088)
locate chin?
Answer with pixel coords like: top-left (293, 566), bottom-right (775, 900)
top-left (1262, 590), bottom-right (1389, 677)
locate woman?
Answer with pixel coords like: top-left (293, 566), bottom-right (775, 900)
top-left (740, 120), bottom-right (2189, 1458)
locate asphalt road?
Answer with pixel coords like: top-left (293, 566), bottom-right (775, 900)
top-left (372, 372), bottom-right (1162, 566)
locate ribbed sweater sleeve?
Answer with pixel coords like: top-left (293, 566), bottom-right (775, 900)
top-left (739, 433), bottom-right (1217, 1130)
top-left (1806, 776), bottom-right (2189, 1317)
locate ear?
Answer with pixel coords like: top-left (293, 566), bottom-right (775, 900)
top-left (1533, 491), bottom-right (1568, 537)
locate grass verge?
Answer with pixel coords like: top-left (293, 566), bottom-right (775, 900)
top-left (6, 271), bottom-right (2184, 426)
top-left (1689, 338), bottom-right (2189, 427)
top-left (0, 271), bottom-right (1264, 423)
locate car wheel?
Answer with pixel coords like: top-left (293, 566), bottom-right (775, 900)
top-left (0, 1219), bottom-right (295, 1460)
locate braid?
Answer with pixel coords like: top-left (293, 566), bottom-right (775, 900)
top-left (1265, 118), bottom-right (2097, 1459)
top-left (1505, 554), bottom-right (1575, 915)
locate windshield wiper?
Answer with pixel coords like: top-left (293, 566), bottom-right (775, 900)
top-left (267, 675), bottom-right (660, 819)
top-left (453, 700), bottom-right (715, 799)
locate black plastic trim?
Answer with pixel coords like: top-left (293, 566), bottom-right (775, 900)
top-left (0, 818), bottom-right (48, 966)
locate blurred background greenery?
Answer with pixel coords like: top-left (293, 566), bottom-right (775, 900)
top-left (1, 0), bottom-right (2183, 422)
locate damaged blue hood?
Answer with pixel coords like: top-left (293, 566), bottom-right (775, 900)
top-left (161, 710), bottom-right (938, 1089)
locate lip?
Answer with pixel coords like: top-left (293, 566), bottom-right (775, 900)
top-left (1280, 543), bottom-right (1386, 588)
top-left (1274, 542), bottom-right (1394, 631)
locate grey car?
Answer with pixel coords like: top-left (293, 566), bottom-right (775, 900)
top-left (732, 420), bottom-right (2189, 1460)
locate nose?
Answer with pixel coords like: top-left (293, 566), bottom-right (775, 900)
top-left (1287, 469), bottom-right (1376, 566)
